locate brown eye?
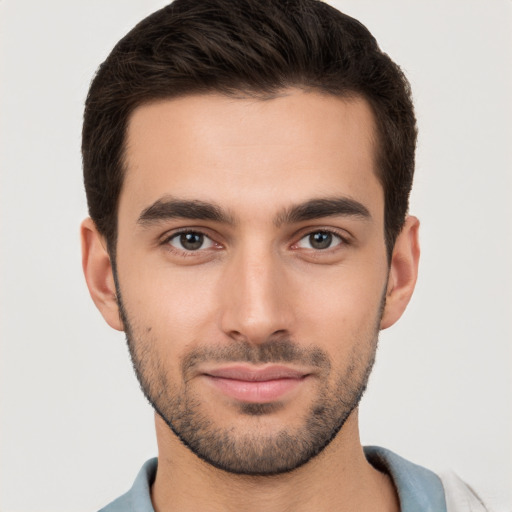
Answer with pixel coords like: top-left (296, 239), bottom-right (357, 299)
top-left (168, 232), bottom-right (213, 251)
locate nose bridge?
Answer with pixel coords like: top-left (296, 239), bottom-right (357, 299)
top-left (219, 237), bottom-right (292, 343)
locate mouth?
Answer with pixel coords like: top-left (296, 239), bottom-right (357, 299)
top-left (202, 365), bottom-right (311, 403)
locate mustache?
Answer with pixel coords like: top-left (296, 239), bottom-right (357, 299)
top-left (182, 338), bottom-right (331, 374)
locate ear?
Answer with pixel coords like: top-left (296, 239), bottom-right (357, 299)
top-left (380, 215), bottom-right (420, 330)
top-left (81, 218), bottom-right (124, 331)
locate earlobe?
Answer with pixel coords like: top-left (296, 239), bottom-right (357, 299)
top-left (80, 218), bottom-right (124, 331)
top-left (380, 216), bottom-right (420, 330)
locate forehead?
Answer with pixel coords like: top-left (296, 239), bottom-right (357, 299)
top-left (121, 90), bottom-right (383, 223)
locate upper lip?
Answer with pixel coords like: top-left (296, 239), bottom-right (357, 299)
top-left (203, 365), bottom-right (309, 381)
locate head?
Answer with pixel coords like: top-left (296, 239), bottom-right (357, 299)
top-left (81, 0), bottom-right (420, 476)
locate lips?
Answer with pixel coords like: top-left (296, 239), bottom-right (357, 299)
top-left (202, 365), bottom-right (309, 403)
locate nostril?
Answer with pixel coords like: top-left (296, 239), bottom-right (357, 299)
top-left (227, 330), bottom-right (248, 343)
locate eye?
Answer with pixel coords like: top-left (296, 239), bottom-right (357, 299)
top-left (296, 230), bottom-right (344, 250)
top-left (167, 231), bottom-right (215, 251)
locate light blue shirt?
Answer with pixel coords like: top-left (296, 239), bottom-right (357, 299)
top-left (99, 446), bottom-right (447, 512)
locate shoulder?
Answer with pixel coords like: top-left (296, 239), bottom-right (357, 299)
top-left (438, 471), bottom-right (489, 512)
top-left (364, 446), bottom-right (491, 512)
top-left (98, 458), bottom-right (157, 512)
top-left (99, 490), bottom-right (133, 512)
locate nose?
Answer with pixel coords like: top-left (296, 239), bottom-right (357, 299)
top-left (218, 243), bottom-right (294, 345)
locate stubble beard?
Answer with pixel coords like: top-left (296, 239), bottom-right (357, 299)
top-left (115, 284), bottom-right (382, 476)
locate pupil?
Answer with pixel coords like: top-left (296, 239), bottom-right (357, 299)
top-left (310, 232), bottom-right (332, 249)
top-left (181, 232), bottom-right (203, 250)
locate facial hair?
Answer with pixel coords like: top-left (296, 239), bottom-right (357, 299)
top-left (115, 277), bottom-right (383, 476)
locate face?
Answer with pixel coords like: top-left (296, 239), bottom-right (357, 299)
top-left (114, 90), bottom-right (391, 475)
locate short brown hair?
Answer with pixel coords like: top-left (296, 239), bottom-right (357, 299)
top-left (82, 0), bottom-right (417, 258)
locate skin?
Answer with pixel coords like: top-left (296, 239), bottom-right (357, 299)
top-left (82, 89), bottom-right (420, 512)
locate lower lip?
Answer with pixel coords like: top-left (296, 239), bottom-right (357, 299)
top-left (204, 376), bottom-right (306, 403)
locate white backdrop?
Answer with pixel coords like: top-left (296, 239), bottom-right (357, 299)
top-left (1, 1), bottom-right (511, 511)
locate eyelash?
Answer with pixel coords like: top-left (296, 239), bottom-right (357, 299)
top-left (161, 229), bottom-right (221, 255)
top-left (291, 229), bottom-right (348, 251)
top-left (160, 227), bottom-right (350, 255)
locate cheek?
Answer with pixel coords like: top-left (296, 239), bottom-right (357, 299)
top-left (292, 265), bottom-right (386, 354)
top-left (118, 260), bottom-right (220, 354)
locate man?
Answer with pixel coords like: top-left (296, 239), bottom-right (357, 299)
top-left (80, 0), bottom-right (486, 510)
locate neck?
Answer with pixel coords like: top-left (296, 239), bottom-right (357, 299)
top-left (151, 411), bottom-right (399, 512)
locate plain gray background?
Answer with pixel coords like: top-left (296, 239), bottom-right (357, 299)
top-left (1, 1), bottom-right (511, 511)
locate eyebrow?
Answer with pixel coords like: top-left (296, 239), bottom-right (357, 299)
top-left (137, 197), bottom-right (234, 226)
top-left (274, 197), bottom-right (371, 226)
top-left (137, 196), bottom-right (371, 228)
